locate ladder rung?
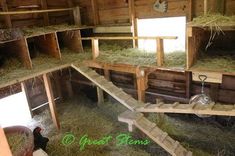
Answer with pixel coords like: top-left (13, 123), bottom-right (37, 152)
top-left (160, 132), bottom-right (168, 142)
top-left (173, 141), bottom-right (180, 152)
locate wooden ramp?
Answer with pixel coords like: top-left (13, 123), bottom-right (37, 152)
top-left (72, 65), bottom-right (192, 156)
top-left (118, 110), bottom-right (192, 156)
top-left (72, 65), bottom-right (145, 111)
top-left (136, 102), bottom-right (235, 117)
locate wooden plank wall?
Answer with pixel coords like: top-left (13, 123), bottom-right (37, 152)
top-left (74, 0), bottom-right (235, 26)
top-left (0, 0), bottom-right (73, 29)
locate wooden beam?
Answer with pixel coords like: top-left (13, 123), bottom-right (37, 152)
top-left (128, 0), bottom-right (138, 48)
top-left (188, 0), bottom-right (193, 21)
top-left (43, 74), bottom-right (60, 130)
top-left (92, 39), bottom-right (99, 60)
top-left (81, 36), bottom-right (177, 40)
top-left (73, 6), bottom-right (81, 26)
top-left (156, 39), bottom-right (164, 66)
top-left (204, 0), bottom-right (208, 15)
top-left (97, 87), bottom-right (104, 105)
top-left (0, 0), bottom-right (12, 28)
top-left (0, 8), bottom-right (74, 15)
top-left (40, 0), bottom-right (49, 25)
top-left (21, 82), bottom-right (33, 118)
top-left (91, 0), bottom-right (99, 25)
top-left (0, 127), bottom-right (12, 156)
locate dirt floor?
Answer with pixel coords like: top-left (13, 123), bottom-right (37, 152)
top-left (27, 93), bottom-right (235, 156)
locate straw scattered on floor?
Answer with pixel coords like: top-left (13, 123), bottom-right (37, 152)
top-left (6, 133), bottom-right (28, 155)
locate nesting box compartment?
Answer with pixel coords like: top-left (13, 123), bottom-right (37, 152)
top-left (26, 33), bottom-right (61, 60)
top-left (56, 29), bottom-right (84, 53)
top-left (187, 26), bottom-right (235, 74)
top-left (0, 38), bottom-right (32, 69)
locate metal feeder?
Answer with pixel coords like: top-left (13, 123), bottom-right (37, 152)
top-left (189, 75), bottom-right (212, 118)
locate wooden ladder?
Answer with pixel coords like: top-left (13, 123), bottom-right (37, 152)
top-left (118, 110), bottom-right (193, 156)
top-left (72, 64), bottom-right (145, 111)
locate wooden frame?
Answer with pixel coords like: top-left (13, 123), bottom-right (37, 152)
top-left (81, 36), bottom-right (177, 67)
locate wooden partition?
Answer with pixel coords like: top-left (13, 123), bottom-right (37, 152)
top-left (0, 38), bottom-right (32, 69)
top-left (57, 30), bottom-right (84, 53)
top-left (26, 33), bottom-right (61, 59)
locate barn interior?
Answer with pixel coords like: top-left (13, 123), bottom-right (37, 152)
top-left (0, 0), bottom-right (235, 156)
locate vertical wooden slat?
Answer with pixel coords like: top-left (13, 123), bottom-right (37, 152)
top-left (40, 0), bottom-right (49, 25)
top-left (129, 0), bottom-right (138, 48)
top-left (97, 87), bottom-right (104, 105)
top-left (0, 0), bottom-right (12, 28)
top-left (157, 39), bottom-right (164, 66)
top-left (188, 0), bottom-right (193, 21)
top-left (73, 6), bottom-right (81, 26)
top-left (136, 68), bottom-right (146, 102)
top-left (185, 71), bottom-right (192, 99)
top-left (43, 74), bottom-right (60, 130)
top-left (21, 82), bottom-right (33, 118)
top-left (104, 69), bottom-right (110, 81)
top-left (67, 0), bottom-right (75, 24)
top-left (91, 0), bottom-right (99, 25)
top-left (186, 27), bottom-right (194, 69)
top-left (204, 0), bottom-right (208, 15)
top-left (92, 39), bottom-right (99, 60)
top-left (0, 127), bottom-right (12, 156)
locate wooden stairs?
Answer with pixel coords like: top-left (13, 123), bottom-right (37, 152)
top-left (118, 110), bottom-right (192, 156)
top-left (72, 64), bottom-right (193, 156)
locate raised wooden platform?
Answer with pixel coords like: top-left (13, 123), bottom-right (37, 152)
top-left (136, 102), bottom-right (235, 117)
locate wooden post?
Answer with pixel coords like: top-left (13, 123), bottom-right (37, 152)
top-left (188, 0), bottom-right (193, 22)
top-left (40, 0), bottom-right (49, 25)
top-left (53, 73), bottom-right (63, 100)
top-left (185, 71), bottom-right (192, 99)
top-left (186, 27), bottom-right (193, 69)
top-left (73, 6), bottom-right (81, 26)
top-left (0, 127), bottom-right (12, 156)
top-left (91, 0), bottom-right (99, 25)
top-left (21, 82), bottom-right (33, 118)
top-left (97, 87), bottom-right (104, 105)
top-left (104, 69), bottom-right (110, 81)
top-left (156, 39), bottom-right (164, 66)
top-left (136, 68), bottom-right (146, 102)
top-left (43, 74), bottom-right (60, 130)
top-left (65, 79), bottom-right (74, 98)
top-left (129, 0), bottom-right (138, 48)
top-left (92, 39), bottom-right (99, 60)
top-left (204, 0), bottom-right (208, 15)
top-left (0, 0), bottom-right (12, 28)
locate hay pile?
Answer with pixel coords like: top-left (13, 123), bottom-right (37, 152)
top-left (192, 14), bottom-right (235, 27)
top-left (6, 133), bottom-right (28, 155)
top-left (22, 24), bottom-right (82, 37)
top-left (97, 43), bottom-right (186, 68)
top-left (0, 49), bottom-right (91, 85)
top-left (28, 96), bottom-right (151, 156)
top-left (148, 113), bottom-right (235, 156)
top-left (192, 54), bottom-right (235, 73)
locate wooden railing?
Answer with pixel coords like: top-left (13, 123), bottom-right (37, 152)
top-left (80, 36), bottom-right (178, 66)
